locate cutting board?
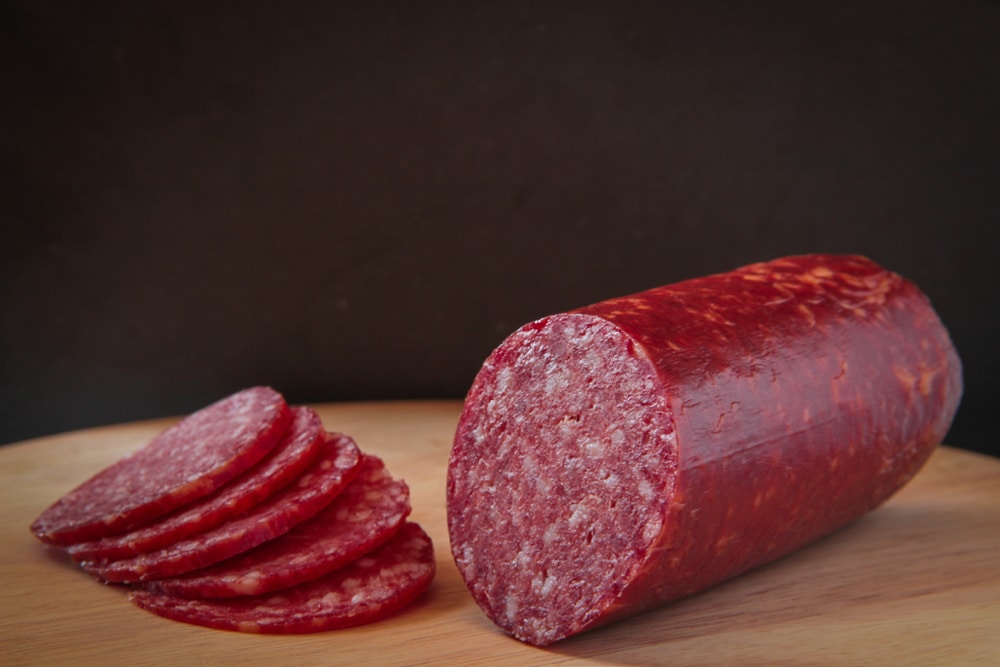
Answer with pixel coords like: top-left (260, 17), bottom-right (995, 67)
top-left (2, 401), bottom-right (998, 666)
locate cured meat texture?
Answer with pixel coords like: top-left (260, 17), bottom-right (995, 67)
top-left (31, 386), bottom-right (291, 545)
top-left (81, 431), bottom-right (361, 583)
top-left (129, 522), bottom-right (435, 634)
top-left (146, 453), bottom-right (410, 598)
top-left (67, 406), bottom-right (326, 562)
top-left (31, 387), bottom-right (435, 633)
top-left (447, 254), bottom-right (962, 646)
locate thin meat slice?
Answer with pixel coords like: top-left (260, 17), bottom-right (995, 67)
top-left (145, 454), bottom-right (410, 598)
top-left (31, 387), bottom-right (292, 545)
top-left (67, 406), bottom-right (326, 562)
top-left (81, 432), bottom-right (361, 583)
top-left (129, 522), bottom-right (435, 634)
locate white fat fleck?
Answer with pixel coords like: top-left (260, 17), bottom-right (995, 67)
top-left (638, 478), bottom-right (654, 501)
top-left (341, 577), bottom-right (361, 592)
top-left (232, 575), bottom-right (263, 595)
top-left (567, 503), bottom-right (589, 529)
top-left (642, 515), bottom-right (663, 543)
top-left (535, 475), bottom-right (551, 495)
top-left (529, 570), bottom-right (557, 599)
top-left (604, 472), bottom-right (620, 488)
top-left (544, 369), bottom-right (570, 394)
top-left (610, 429), bottom-right (625, 446)
top-left (583, 439), bottom-right (602, 457)
top-left (396, 562), bottom-right (427, 577)
top-left (539, 573), bottom-right (556, 598)
top-left (459, 546), bottom-right (476, 579)
top-left (505, 595), bottom-right (519, 624)
top-left (496, 367), bottom-right (512, 393)
top-left (542, 522), bottom-right (559, 546)
top-left (335, 451), bottom-right (356, 467)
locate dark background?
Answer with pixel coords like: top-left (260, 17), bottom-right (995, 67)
top-left (3, 2), bottom-right (997, 456)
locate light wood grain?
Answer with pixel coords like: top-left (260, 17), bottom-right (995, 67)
top-left (2, 401), bottom-right (998, 666)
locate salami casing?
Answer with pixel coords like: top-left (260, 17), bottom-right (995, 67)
top-left (82, 432), bottom-right (361, 583)
top-left (145, 454), bottom-right (410, 598)
top-left (67, 406), bottom-right (325, 562)
top-left (128, 522), bottom-right (435, 634)
top-left (31, 387), bottom-right (291, 545)
top-left (446, 254), bottom-right (962, 645)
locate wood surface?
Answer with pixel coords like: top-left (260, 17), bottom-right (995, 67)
top-left (2, 400), bottom-right (998, 666)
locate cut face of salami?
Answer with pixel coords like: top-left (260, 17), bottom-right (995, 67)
top-left (145, 454), bottom-right (410, 598)
top-left (81, 431), bottom-right (361, 583)
top-left (128, 522), bottom-right (435, 634)
top-left (31, 387), bottom-right (292, 545)
top-left (66, 406), bottom-right (326, 562)
top-left (447, 254), bottom-right (963, 645)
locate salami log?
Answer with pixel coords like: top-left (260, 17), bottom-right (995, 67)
top-left (31, 387), bottom-right (292, 545)
top-left (446, 254), bottom-right (962, 646)
top-left (128, 522), bottom-right (435, 634)
top-left (145, 454), bottom-right (410, 598)
top-left (82, 432), bottom-right (361, 583)
top-left (67, 406), bottom-right (325, 562)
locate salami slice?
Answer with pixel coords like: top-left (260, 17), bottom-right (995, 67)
top-left (145, 454), bottom-right (410, 598)
top-left (447, 254), bottom-right (963, 645)
top-left (129, 522), bottom-right (435, 634)
top-left (67, 406), bottom-right (326, 563)
top-left (31, 387), bottom-right (292, 545)
top-left (81, 432), bottom-right (361, 583)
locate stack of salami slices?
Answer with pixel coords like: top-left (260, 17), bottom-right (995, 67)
top-left (30, 387), bottom-right (435, 634)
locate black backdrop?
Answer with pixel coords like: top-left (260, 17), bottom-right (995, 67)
top-left (3, 2), bottom-right (998, 456)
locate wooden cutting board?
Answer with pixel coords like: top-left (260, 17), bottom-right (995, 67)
top-left (2, 401), bottom-right (998, 666)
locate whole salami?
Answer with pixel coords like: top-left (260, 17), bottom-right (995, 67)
top-left (446, 254), bottom-right (962, 646)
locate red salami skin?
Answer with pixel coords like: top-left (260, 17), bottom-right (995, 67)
top-left (145, 454), bottom-right (411, 598)
top-left (66, 406), bottom-right (326, 563)
top-left (446, 254), bottom-right (963, 646)
top-left (31, 387), bottom-right (292, 546)
top-left (128, 522), bottom-right (435, 634)
top-left (81, 432), bottom-right (361, 583)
